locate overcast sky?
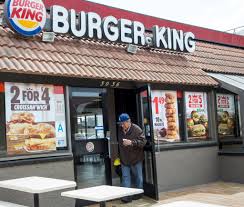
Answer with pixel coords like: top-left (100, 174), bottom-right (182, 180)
top-left (88, 0), bottom-right (244, 32)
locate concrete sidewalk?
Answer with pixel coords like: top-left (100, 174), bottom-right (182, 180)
top-left (93, 182), bottom-right (244, 207)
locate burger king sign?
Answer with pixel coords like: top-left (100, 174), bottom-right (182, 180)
top-left (4, 0), bottom-right (46, 36)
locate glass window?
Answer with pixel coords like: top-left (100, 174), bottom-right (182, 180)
top-left (4, 82), bottom-right (68, 156)
top-left (151, 90), bottom-right (181, 144)
top-left (71, 88), bottom-right (105, 140)
top-left (238, 96), bottom-right (242, 137)
top-left (216, 93), bottom-right (239, 137)
top-left (139, 90), bottom-right (150, 138)
top-left (185, 92), bottom-right (209, 141)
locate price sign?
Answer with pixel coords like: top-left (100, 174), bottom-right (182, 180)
top-left (152, 96), bottom-right (165, 114)
top-left (188, 94), bottom-right (203, 108)
top-left (151, 90), bottom-right (179, 142)
top-left (217, 94), bottom-right (230, 108)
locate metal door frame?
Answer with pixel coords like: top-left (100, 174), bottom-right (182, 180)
top-left (135, 84), bottom-right (159, 200)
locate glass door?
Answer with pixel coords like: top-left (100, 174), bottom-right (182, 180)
top-left (136, 85), bottom-right (159, 200)
top-left (69, 87), bottom-right (111, 189)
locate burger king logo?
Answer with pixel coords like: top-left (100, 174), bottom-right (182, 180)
top-left (86, 142), bottom-right (95, 153)
top-left (4, 0), bottom-right (46, 37)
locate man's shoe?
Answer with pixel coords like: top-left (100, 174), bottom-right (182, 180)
top-left (132, 194), bottom-right (143, 200)
top-left (121, 197), bottom-right (132, 203)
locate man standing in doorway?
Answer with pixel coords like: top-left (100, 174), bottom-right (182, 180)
top-left (118, 113), bottom-right (147, 203)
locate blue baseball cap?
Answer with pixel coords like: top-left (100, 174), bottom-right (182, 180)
top-left (118, 113), bottom-right (130, 123)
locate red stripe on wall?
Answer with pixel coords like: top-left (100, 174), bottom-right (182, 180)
top-left (0, 83), bottom-right (4, 92)
top-left (54, 86), bottom-right (64, 94)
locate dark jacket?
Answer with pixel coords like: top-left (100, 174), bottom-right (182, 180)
top-left (118, 123), bottom-right (146, 165)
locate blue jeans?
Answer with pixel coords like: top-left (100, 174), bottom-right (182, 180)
top-left (121, 161), bottom-right (143, 189)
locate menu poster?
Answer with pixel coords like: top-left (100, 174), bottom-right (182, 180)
top-left (185, 92), bottom-right (208, 139)
top-left (151, 90), bottom-right (180, 142)
top-left (216, 94), bottom-right (235, 136)
top-left (5, 82), bottom-right (67, 155)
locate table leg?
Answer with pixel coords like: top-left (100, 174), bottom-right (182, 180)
top-left (100, 201), bottom-right (106, 207)
top-left (33, 194), bottom-right (39, 207)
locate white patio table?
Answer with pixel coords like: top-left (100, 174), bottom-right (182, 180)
top-left (0, 201), bottom-right (29, 207)
top-left (0, 176), bottom-right (76, 207)
top-left (61, 185), bottom-right (144, 207)
top-left (152, 201), bottom-right (226, 207)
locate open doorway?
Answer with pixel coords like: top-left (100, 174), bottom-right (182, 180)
top-left (115, 86), bottom-right (158, 200)
top-left (114, 89), bottom-right (138, 123)
top-left (114, 88), bottom-right (158, 200)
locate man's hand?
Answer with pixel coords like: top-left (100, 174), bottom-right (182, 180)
top-left (123, 139), bottom-right (132, 146)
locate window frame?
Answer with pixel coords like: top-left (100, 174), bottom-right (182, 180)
top-left (150, 84), bottom-right (217, 150)
top-left (183, 91), bottom-right (212, 142)
top-left (69, 87), bottom-right (108, 141)
top-left (0, 83), bottom-right (71, 161)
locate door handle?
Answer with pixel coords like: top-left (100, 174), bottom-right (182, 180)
top-left (106, 137), bottom-right (111, 158)
top-left (110, 141), bottom-right (119, 145)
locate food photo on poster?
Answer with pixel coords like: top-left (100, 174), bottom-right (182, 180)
top-left (216, 94), bottom-right (236, 136)
top-left (5, 82), bottom-right (67, 155)
top-left (185, 92), bottom-right (208, 140)
top-left (151, 90), bottom-right (180, 143)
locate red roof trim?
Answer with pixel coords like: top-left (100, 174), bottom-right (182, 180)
top-left (43, 0), bottom-right (244, 48)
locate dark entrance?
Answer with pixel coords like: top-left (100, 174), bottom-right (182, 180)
top-left (114, 87), bottom-right (158, 200)
top-left (115, 89), bottom-right (138, 123)
top-left (69, 87), bottom-right (111, 190)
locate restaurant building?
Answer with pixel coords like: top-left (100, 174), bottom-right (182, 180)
top-left (0, 0), bottom-right (244, 206)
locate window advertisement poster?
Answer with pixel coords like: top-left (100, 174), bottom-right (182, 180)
top-left (216, 94), bottom-right (235, 136)
top-left (151, 90), bottom-right (180, 142)
top-left (185, 92), bottom-right (208, 139)
top-left (5, 82), bottom-right (67, 155)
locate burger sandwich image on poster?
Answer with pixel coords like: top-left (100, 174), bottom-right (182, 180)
top-left (7, 112), bottom-right (56, 152)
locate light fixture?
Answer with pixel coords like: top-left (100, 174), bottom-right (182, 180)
top-left (0, 13), bottom-right (3, 26)
top-left (127, 44), bottom-right (138, 54)
top-left (42, 32), bottom-right (55, 43)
